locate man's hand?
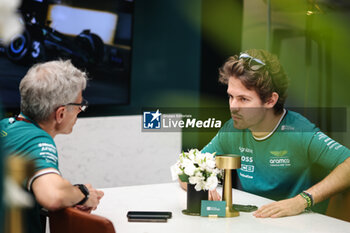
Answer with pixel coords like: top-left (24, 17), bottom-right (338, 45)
top-left (209, 189), bottom-right (221, 201)
top-left (75, 205), bottom-right (93, 213)
top-left (82, 184), bottom-right (104, 211)
top-left (253, 195), bottom-right (307, 218)
top-left (179, 179), bottom-right (187, 191)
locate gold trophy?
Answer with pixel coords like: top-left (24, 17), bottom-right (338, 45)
top-left (215, 154), bottom-right (241, 217)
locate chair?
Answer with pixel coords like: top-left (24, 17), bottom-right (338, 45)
top-left (326, 188), bottom-right (350, 222)
top-left (49, 207), bottom-right (116, 233)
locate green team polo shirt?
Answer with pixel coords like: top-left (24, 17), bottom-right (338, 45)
top-left (202, 110), bottom-right (350, 212)
top-left (0, 116), bottom-right (59, 174)
top-left (0, 114), bottom-right (60, 233)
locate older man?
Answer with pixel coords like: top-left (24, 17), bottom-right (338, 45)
top-left (0, 60), bottom-right (104, 233)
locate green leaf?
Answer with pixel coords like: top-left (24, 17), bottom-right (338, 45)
top-left (178, 173), bottom-right (189, 182)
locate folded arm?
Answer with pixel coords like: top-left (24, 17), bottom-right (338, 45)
top-left (31, 168), bottom-right (104, 211)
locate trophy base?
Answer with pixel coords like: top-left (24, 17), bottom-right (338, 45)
top-left (225, 206), bottom-right (240, 217)
top-left (225, 210), bottom-right (240, 217)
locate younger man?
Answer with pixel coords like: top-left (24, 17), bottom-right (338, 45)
top-left (202, 49), bottom-right (350, 217)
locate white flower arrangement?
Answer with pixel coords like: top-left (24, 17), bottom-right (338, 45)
top-left (171, 149), bottom-right (222, 191)
top-left (0, 0), bottom-right (23, 43)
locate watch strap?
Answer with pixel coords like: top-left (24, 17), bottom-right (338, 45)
top-left (74, 184), bottom-right (90, 205)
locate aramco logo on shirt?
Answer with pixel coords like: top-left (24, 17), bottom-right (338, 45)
top-left (269, 150), bottom-right (290, 167)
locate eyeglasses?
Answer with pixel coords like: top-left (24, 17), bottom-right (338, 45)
top-left (239, 53), bottom-right (266, 71)
top-left (64, 99), bottom-right (89, 112)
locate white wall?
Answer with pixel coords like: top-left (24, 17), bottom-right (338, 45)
top-left (54, 115), bottom-right (181, 188)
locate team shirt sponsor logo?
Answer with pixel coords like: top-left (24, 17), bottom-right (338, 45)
top-left (239, 147), bottom-right (255, 176)
top-left (38, 143), bottom-right (57, 165)
top-left (40, 152), bottom-right (58, 164)
top-left (241, 156), bottom-right (253, 163)
top-left (239, 146), bottom-right (253, 154)
top-left (315, 132), bottom-right (343, 150)
top-left (269, 158), bottom-right (291, 167)
top-left (269, 150), bottom-right (290, 167)
top-left (238, 147), bottom-right (293, 178)
top-left (239, 172), bottom-right (253, 179)
top-left (241, 164), bottom-right (254, 172)
top-left (270, 150), bottom-right (288, 157)
top-left (281, 125), bottom-right (295, 131)
top-left (0, 130), bottom-right (7, 137)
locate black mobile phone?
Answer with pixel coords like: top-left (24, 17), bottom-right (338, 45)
top-left (127, 211), bottom-right (172, 222)
top-left (128, 217), bottom-right (168, 223)
top-left (232, 204), bottom-right (258, 212)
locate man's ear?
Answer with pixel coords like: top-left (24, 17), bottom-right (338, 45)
top-left (55, 106), bottom-right (66, 124)
top-left (265, 92), bottom-right (279, 108)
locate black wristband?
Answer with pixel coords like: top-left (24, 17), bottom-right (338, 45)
top-left (74, 184), bottom-right (90, 205)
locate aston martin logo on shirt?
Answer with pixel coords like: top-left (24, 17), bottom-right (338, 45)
top-left (270, 150), bottom-right (288, 157)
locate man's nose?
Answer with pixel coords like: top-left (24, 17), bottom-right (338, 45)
top-left (229, 98), bottom-right (239, 112)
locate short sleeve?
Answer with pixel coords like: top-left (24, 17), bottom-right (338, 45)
top-left (201, 132), bottom-right (225, 155)
top-left (201, 120), bottom-right (234, 155)
top-left (26, 136), bottom-right (59, 172)
top-left (308, 131), bottom-right (350, 170)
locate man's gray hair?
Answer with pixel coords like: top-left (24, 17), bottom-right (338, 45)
top-left (20, 60), bottom-right (87, 122)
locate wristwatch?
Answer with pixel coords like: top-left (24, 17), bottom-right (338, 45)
top-left (74, 184), bottom-right (90, 205)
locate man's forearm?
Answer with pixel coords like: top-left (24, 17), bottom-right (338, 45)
top-left (55, 179), bottom-right (86, 208)
top-left (33, 174), bottom-right (85, 210)
top-left (306, 157), bottom-right (350, 204)
top-left (253, 157), bottom-right (350, 218)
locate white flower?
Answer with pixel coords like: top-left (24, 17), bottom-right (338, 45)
top-left (206, 159), bottom-right (216, 169)
top-left (188, 174), bottom-right (204, 185)
top-left (188, 148), bottom-right (200, 155)
top-left (183, 160), bottom-right (196, 176)
top-left (0, 0), bottom-right (23, 43)
top-left (182, 158), bottom-right (192, 167)
top-left (5, 177), bottom-right (33, 207)
top-left (187, 150), bottom-right (195, 161)
top-left (204, 152), bottom-right (215, 161)
top-left (205, 175), bottom-right (219, 191)
top-left (0, 0), bottom-right (21, 10)
top-left (194, 152), bottom-right (205, 164)
top-left (170, 164), bottom-right (182, 181)
top-left (194, 182), bottom-right (206, 191)
top-left (170, 149), bottom-right (222, 191)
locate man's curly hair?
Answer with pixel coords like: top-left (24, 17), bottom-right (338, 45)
top-left (219, 49), bottom-right (289, 114)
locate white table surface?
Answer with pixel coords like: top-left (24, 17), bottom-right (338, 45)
top-left (92, 182), bottom-right (350, 233)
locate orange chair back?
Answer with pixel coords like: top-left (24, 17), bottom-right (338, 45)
top-left (49, 207), bottom-right (116, 233)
